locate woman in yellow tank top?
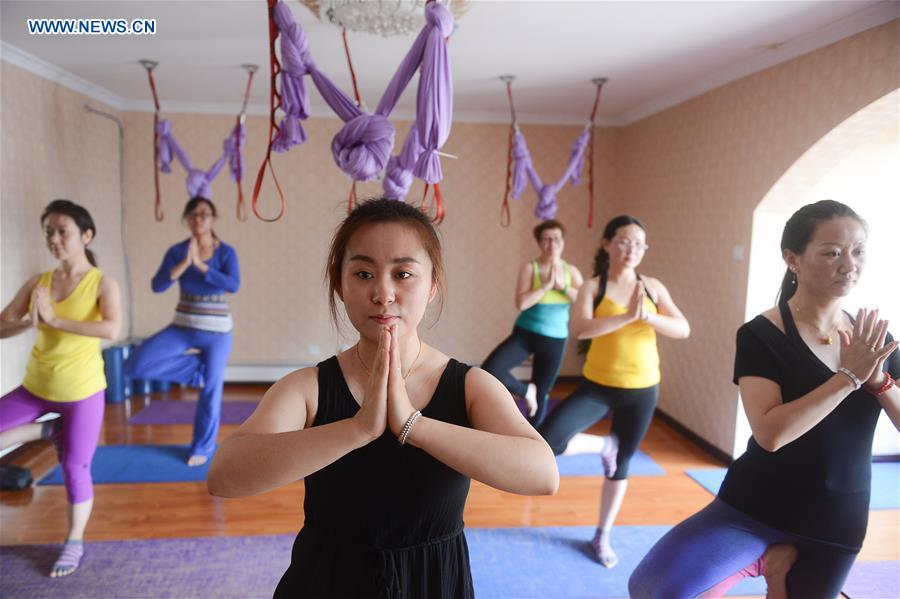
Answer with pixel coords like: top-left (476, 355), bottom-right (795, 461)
top-left (538, 215), bottom-right (690, 568)
top-left (0, 200), bottom-right (122, 578)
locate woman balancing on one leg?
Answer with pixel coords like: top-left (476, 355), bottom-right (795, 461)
top-left (208, 199), bottom-right (559, 598)
top-left (0, 200), bottom-right (122, 577)
top-left (630, 200), bottom-right (900, 598)
top-left (538, 215), bottom-right (690, 569)
top-left (482, 220), bottom-right (584, 424)
top-left (125, 197), bottom-right (240, 466)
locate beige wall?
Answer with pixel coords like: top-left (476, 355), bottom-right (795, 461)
top-left (614, 19), bottom-right (899, 455)
top-left (121, 111), bottom-right (619, 373)
top-left (2, 19), bottom-right (896, 456)
top-left (0, 61), bottom-right (128, 395)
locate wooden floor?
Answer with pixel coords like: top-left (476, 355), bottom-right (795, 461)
top-left (2, 382), bottom-right (897, 592)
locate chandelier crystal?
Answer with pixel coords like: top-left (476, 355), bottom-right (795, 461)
top-left (301, 0), bottom-right (469, 37)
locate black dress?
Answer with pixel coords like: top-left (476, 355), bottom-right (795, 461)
top-left (274, 356), bottom-right (475, 599)
top-left (719, 300), bottom-right (899, 550)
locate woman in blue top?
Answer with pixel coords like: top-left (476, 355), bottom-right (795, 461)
top-left (482, 220), bottom-right (583, 425)
top-left (125, 197), bottom-right (240, 466)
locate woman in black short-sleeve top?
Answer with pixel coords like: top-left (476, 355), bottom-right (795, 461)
top-left (630, 200), bottom-right (900, 599)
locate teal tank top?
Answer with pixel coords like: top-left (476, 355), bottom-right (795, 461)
top-left (514, 260), bottom-right (572, 339)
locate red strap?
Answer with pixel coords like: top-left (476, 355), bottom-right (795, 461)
top-left (500, 79), bottom-right (516, 227)
top-left (585, 81), bottom-right (605, 228)
top-left (235, 114), bottom-right (247, 222)
top-left (347, 181), bottom-right (357, 214)
top-left (144, 64), bottom-right (164, 222)
top-left (421, 183), bottom-right (445, 225)
top-left (500, 123), bottom-right (514, 228)
top-left (342, 29), bottom-right (362, 107)
top-left (252, 0), bottom-right (287, 222)
top-left (234, 67), bottom-right (255, 222)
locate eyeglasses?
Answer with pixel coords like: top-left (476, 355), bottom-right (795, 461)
top-left (186, 212), bottom-right (214, 221)
top-left (613, 240), bottom-right (648, 252)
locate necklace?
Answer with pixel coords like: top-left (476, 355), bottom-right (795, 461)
top-left (355, 338), bottom-right (423, 380)
top-left (790, 302), bottom-right (841, 345)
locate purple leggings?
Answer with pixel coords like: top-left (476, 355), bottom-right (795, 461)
top-left (629, 499), bottom-right (858, 598)
top-left (0, 386), bottom-right (104, 503)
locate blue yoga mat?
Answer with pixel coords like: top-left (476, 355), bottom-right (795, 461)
top-left (686, 462), bottom-right (900, 509)
top-left (38, 445), bottom-right (209, 485)
top-left (556, 449), bottom-right (664, 477)
top-left (467, 525), bottom-right (766, 597)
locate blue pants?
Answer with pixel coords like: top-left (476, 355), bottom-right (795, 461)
top-left (482, 326), bottom-right (567, 426)
top-left (629, 499), bottom-right (858, 598)
top-left (125, 325), bottom-right (232, 457)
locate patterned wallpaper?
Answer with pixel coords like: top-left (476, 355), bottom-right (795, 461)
top-left (0, 62), bottom-right (128, 395)
top-left (122, 112), bottom-right (619, 374)
top-left (2, 19), bottom-right (896, 456)
top-left (613, 19), bottom-right (899, 455)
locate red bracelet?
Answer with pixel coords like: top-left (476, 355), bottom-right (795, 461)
top-left (865, 372), bottom-right (895, 396)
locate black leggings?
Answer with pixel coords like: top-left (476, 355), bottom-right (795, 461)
top-left (482, 326), bottom-right (567, 425)
top-left (538, 379), bottom-right (658, 480)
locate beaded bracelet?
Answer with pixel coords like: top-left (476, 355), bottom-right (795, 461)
top-left (865, 372), bottom-right (895, 396)
top-left (837, 367), bottom-right (862, 390)
top-left (398, 410), bottom-right (422, 446)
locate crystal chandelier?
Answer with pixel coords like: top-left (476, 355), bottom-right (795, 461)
top-left (300, 0), bottom-right (469, 37)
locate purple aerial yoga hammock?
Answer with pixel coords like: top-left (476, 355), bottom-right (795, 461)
top-left (257, 0), bottom-right (453, 218)
top-left (143, 62), bottom-right (255, 220)
top-left (501, 78), bottom-right (606, 225)
top-left (510, 127), bottom-right (590, 221)
top-left (156, 120), bottom-right (246, 201)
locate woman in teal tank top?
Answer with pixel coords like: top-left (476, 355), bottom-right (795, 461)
top-left (482, 220), bottom-right (584, 425)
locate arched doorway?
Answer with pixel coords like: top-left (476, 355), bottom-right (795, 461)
top-left (738, 89), bottom-right (899, 457)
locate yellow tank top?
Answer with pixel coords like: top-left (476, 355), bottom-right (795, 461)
top-left (23, 268), bottom-right (107, 402)
top-left (582, 294), bottom-right (660, 388)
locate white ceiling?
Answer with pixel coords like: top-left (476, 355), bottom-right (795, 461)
top-left (1, 1), bottom-right (897, 125)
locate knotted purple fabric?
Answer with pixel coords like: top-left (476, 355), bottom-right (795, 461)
top-left (511, 128), bottom-right (590, 220)
top-left (156, 119), bottom-right (245, 199)
top-left (273, 1), bottom-right (453, 191)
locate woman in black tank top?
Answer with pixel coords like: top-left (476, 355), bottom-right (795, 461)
top-left (208, 199), bottom-right (559, 598)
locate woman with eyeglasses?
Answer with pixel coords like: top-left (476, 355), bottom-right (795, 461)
top-left (481, 220), bottom-right (584, 425)
top-left (538, 215), bottom-right (690, 568)
top-left (125, 197), bottom-right (240, 466)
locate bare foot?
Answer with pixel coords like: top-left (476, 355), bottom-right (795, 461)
top-left (187, 454), bottom-right (209, 467)
top-left (763, 544), bottom-right (798, 599)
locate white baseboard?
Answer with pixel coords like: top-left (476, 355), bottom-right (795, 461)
top-left (223, 364), bottom-right (307, 383)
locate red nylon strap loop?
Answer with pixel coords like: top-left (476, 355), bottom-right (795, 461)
top-left (252, 0), bottom-right (287, 222)
top-left (420, 183), bottom-right (445, 225)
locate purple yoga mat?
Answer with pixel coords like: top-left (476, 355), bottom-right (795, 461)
top-left (128, 400), bottom-right (258, 425)
top-left (843, 560), bottom-right (900, 599)
top-left (0, 535), bottom-right (293, 599)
